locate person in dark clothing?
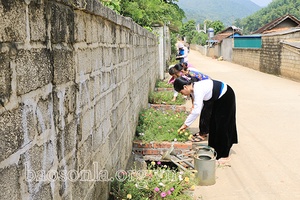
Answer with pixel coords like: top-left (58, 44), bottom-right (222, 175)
top-left (174, 77), bottom-right (238, 162)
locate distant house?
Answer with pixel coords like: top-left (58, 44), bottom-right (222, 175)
top-left (211, 26), bottom-right (242, 44)
top-left (252, 14), bottom-right (300, 34)
top-left (207, 26), bottom-right (242, 61)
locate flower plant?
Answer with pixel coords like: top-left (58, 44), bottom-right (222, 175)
top-left (136, 108), bottom-right (192, 142)
top-left (155, 80), bottom-right (173, 88)
top-left (110, 161), bottom-right (196, 200)
top-left (148, 91), bottom-right (185, 105)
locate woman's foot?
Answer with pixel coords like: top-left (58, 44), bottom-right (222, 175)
top-left (194, 133), bottom-right (207, 140)
top-left (217, 157), bottom-right (231, 164)
top-left (191, 133), bottom-right (206, 142)
top-left (200, 133), bottom-right (208, 138)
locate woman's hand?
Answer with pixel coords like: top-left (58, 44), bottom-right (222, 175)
top-left (177, 124), bottom-right (188, 134)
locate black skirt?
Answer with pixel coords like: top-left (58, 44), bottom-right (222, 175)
top-left (208, 85), bottom-right (238, 159)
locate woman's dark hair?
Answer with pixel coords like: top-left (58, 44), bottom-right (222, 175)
top-left (181, 62), bottom-right (188, 71)
top-left (174, 76), bottom-right (194, 92)
top-left (173, 63), bottom-right (183, 71)
top-left (168, 67), bottom-right (176, 75)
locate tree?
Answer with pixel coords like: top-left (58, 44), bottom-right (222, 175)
top-left (118, 0), bottom-right (185, 30)
top-left (239, 0), bottom-right (300, 34)
top-left (207, 20), bottom-right (225, 34)
top-left (179, 20), bottom-right (196, 42)
top-left (99, 0), bottom-right (121, 13)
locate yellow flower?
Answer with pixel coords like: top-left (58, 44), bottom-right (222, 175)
top-left (184, 177), bottom-right (190, 182)
top-left (184, 132), bottom-right (189, 136)
top-left (190, 185), bottom-right (195, 191)
top-left (151, 161), bottom-right (156, 166)
top-left (127, 194), bottom-right (132, 199)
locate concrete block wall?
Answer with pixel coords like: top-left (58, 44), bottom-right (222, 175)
top-left (260, 30), bottom-right (300, 77)
top-left (231, 29), bottom-right (300, 81)
top-left (232, 48), bottom-right (261, 71)
top-left (192, 30), bottom-right (300, 82)
top-left (0, 0), bottom-right (159, 199)
top-left (260, 35), bottom-right (282, 75)
top-left (281, 43), bottom-right (300, 82)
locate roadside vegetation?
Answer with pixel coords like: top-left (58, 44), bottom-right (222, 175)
top-left (99, 0), bottom-right (300, 47)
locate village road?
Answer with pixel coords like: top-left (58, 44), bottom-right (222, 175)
top-left (187, 49), bottom-right (300, 200)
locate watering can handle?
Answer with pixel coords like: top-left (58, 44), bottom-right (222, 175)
top-left (195, 146), bottom-right (217, 159)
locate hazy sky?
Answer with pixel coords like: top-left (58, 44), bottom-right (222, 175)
top-left (251, 0), bottom-right (273, 7)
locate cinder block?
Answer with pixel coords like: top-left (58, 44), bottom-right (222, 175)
top-left (30, 183), bottom-right (52, 200)
top-left (29, 2), bottom-right (46, 41)
top-left (57, 119), bottom-right (77, 160)
top-left (80, 109), bottom-right (94, 142)
top-left (74, 10), bottom-right (86, 42)
top-left (21, 143), bottom-right (54, 176)
top-left (46, 1), bottom-right (74, 44)
top-left (0, 165), bottom-right (21, 200)
top-left (53, 48), bottom-right (74, 85)
top-left (0, 0), bottom-right (26, 42)
top-left (77, 135), bottom-right (92, 170)
top-left (77, 49), bottom-right (92, 75)
top-left (15, 49), bottom-right (52, 95)
top-left (85, 14), bottom-right (93, 44)
top-left (0, 52), bottom-right (12, 101)
top-left (0, 107), bottom-right (24, 162)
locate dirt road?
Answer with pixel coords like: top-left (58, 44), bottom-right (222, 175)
top-left (187, 49), bottom-right (300, 200)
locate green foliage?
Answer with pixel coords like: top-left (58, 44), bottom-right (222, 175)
top-left (155, 80), bottom-right (173, 88)
top-left (180, 20), bottom-right (196, 36)
top-left (179, 19), bottom-right (224, 45)
top-left (237, 0), bottom-right (300, 34)
top-left (148, 91), bottom-right (186, 105)
top-left (207, 20), bottom-right (225, 34)
top-left (99, 0), bottom-right (121, 13)
top-left (179, 20), bottom-right (198, 44)
top-left (119, 0), bottom-right (185, 29)
top-left (136, 108), bottom-right (191, 142)
top-left (110, 161), bottom-right (195, 200)
top-left (191, 32), bottom-right (208, 46)
top-left (99, 0), bottom-right (185, 64)
top-left (170, 32), bottom-right (179, 62)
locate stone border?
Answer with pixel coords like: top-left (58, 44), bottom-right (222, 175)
top-left (148, 103), bottom-right (187, 112)
top-left (154, 87), bottom-right (173, 91)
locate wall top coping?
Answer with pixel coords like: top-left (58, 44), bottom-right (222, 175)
top-left (63, 0), bottom-right (155, 38)
top-left (281, 41), bottom-right (300, 49)
top-left (262, 27), bottom-right (300, 37)
top-left (233, 48), bottom-right (261, 50)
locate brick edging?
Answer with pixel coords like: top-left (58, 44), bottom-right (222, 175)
top-left (148, 104), bottom-right (187, 112)
top-left (154, 88), bottom-right (173, 91)
top-left (133, 140), bottom-right (192, 155)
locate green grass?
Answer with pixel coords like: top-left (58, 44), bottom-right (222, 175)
top-left (155, 79), bottom-right (173, 88)
top-left (148, 91), bottom-right (186, 105)
top-left (136, 108), bottom-right (191, 142)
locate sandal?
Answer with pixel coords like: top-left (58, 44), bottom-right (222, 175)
top-left (194, 132), bottom-right (208, 138)
top-left (200, 133), bottom-right (208, 138)
top-left (189, 135), bottom-right (205, 142)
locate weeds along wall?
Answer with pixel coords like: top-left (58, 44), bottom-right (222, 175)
top-left (0, 0), bottom-right (159, 199)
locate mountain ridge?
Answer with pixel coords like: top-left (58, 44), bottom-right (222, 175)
top-left (177, 0), bottom-right (261, 26)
